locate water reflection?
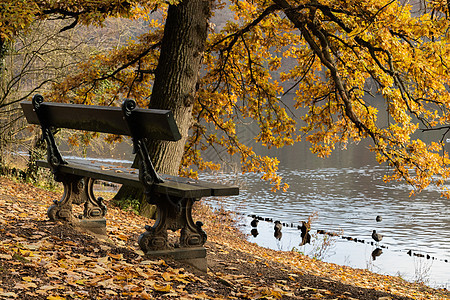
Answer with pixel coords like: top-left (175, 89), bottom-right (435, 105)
top-left (299, 221), bottom-right (311, 246)
top-left (273, 229), bottom-right (282, 240)
top-left (371, 248), bottom-right (383, 261)
top-left (274, 221), bottom-right (282, 240)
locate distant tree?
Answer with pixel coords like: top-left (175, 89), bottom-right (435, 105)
top-left (3, 0), bottom-right (450, 205)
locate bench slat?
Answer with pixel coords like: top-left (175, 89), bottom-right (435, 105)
top-left (37, 160), bottom-right (239, 199)
top-left (37, 160), bottom-right (142, 188)
top-left (161, 174), bottom-right (239, 197)
top-left (69, 160), bottom-right (239, 196)
top-left (21, 101), bottom-right (181, 141)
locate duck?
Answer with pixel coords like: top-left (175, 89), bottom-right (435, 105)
top-left (372, 230), bottom-right (383, 243)
top-left (376, 216), bottom-right (382, 222)
top-left (250, 218), bottom-right (259, 227)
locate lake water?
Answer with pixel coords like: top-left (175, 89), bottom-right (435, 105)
top-left (199, 140), bottom-right (450, 289)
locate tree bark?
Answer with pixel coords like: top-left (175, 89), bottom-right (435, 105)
top-left (114, 0), bottom-right (211, 217)
top-left (148, 0), bottom-right (211, 174)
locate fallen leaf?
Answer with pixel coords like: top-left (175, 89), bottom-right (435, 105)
top-left (139, 290), bottom-right (152, 300)
top-left (162, 272), bottom-right (175, 281)
top-left (140, 259), bottom-right (166, 266)
top-left (36, 285), bottom-right (59, 293)
top-left (0, 292), bottom-right (18, 298)
top-left (47, 296), bottom-right (66, 300)
top-left (14, 281), bottom-right (38, 289)
top-left (107, 253), bottom-right (123, 260)
top-left (97, 256), bottom-right (109, 264)
top-left (116, 234), bottom-right (128, 241)
top-left (74, 279), bottom-right (87, 286)
top-left (97, 278), bottom-right (120, 289)
top-left (21, 276), bottom-right (34, 282)
top-left (153, 283), bottom-right (172, 293)
top-left (105, 289), bottom-right (117, 296)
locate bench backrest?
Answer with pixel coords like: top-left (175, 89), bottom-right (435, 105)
top-left (20, 101), bottom-right (181, 142)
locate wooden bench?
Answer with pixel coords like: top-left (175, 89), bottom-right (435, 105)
top-left (21, 95), bottom-right (239, 271)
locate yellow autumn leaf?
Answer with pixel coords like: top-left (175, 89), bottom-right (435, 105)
top-left (116, 234), bottom-right (128, 241)
top-left (97, 256), bottom-right (109, 264)
top-left (14, 282), bottom-right (37, 289)
top-left (19, 249), bottom-right (34, 257)
top-left (139, 290), bottom-right (152, 300)
top-left (174, 274), bottom-right (192, 284)
top-left (108, 253), bottom-right (123, 260)
top-left (0, 292), bottom-right (18, 298)
top-left (75, 279), bottom-right (87, 285)
top-left (21, 276), bottom-right (34, 282)
top-left (162, 272), bottom-right (175, 281)
top-left (153, 283), bottom-right (172, 292)
top-left (47, 296), bottom-right (66, 300)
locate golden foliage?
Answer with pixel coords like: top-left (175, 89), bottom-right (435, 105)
top-left (197, 0), bottom-right (450, 195)
top-left (4, 0), bottom-right (450, 195)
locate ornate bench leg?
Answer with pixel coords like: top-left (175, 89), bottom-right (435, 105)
top-left (138, 194), bottom-right (207, 272)
top-left (82, 178), bottom-right (107, 219)
top-left (78, 177), bottom-right (107, 235)
top-left (138, 193), bottom-right (171, 252)
top-left (47, 174), bottom-right (86, 221)
top-left (138, 195), bottom-right (206, 251)
top-left (180, 198), bottom-right (207, 247)
top-left (48, 175), bottom-right (107, 234)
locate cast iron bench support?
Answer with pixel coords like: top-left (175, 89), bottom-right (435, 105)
top-left (21, 95), bottom-right (239, 271)
top-left (46, 174), bottom-right (107, 232)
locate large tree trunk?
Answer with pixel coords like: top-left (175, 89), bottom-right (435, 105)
top-left (148, 0), bottom-right (210, 174)
top-left (114, 0), bottom-right (211, 217)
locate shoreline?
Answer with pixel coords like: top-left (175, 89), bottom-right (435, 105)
top-left (1, 175), bottom-right (449, 299)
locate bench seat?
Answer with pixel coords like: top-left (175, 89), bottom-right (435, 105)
top-left (37, 159), bottom-right (239, 199)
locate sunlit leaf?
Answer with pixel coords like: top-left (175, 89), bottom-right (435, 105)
top-left (153, 283), bottom-right (172, 292)
top-left (47, 296), bottom-right (66, 300)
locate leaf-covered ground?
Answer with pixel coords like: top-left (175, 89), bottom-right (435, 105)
top-left (0, 176), bottom-right (448, 299)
